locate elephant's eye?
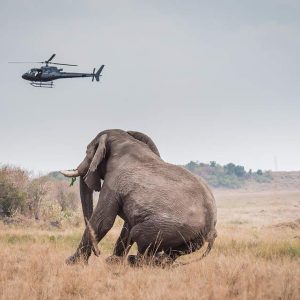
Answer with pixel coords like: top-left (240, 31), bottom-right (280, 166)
top-left (86, 149), bottom-right (93, 158)
top-left (86, 145), bottom-right (98, 159)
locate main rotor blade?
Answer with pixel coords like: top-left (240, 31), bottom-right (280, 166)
top-left (50, 62), bottom-right (78, 66)
top-left (47, 54), bottom-right (56, 62)
top-left (8, 61), bottom-right (43, 64)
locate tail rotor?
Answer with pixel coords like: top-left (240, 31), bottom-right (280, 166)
top-left (92, 68), bottom-right (96, 82)
top-left (92, 65), bottom-right (104, 82)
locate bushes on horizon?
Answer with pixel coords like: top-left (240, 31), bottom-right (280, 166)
top-left (27, 176), bottom-right (50, 220)
top-left (224, 163), bottom-right (246, 177)
top-left (55, 181), bottom-right (79, 213)
top-left (0, 166), bottom-right (80, 220)
top-left (0, 167), bottom-right (29, 217)
top-left (184, 161), bottom-right (272, 188)
top-left (0, 175), bottom-right (27, 217)
top-left (257, 169), bottom-right (263, 175)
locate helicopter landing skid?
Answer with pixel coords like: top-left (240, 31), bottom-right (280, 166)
top-left (30, 81), bottom-right (54, 88)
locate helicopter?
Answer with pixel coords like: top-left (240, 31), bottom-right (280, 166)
top-left (9, 54), bottom-right (104, 88)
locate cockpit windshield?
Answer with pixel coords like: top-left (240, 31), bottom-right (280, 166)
top-left (28, 69), bottom-right (41, 77)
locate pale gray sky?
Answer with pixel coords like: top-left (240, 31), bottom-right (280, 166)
top-left (0, 0), bottom-right (299, 172)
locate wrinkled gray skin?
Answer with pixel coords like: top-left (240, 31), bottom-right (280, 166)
top-left (62, 129), bottom-right (217, 265)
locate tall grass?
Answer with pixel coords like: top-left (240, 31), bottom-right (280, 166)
top-left (0, 225), bottom-right (299, 300)
top-left (0, 189), bottom-right (299, 299)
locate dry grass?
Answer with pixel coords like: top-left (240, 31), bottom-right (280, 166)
top-left (0, 190), bottom-right (299, 299)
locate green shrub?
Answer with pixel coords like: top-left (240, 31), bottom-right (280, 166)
top-left (0, 176), bottom-right (26, 216)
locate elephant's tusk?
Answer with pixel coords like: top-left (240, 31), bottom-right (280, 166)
top-left (85, 217), bottom-right (100, 257)
top-left (60, 169), bottom-right (80, 178)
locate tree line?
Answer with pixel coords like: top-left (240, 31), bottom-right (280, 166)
top-left (184, 161), bottom-right (272, 188)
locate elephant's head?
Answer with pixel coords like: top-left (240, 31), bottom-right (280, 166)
top-left (60, 130), bottom-right (160, 222)
top-left (61, 133), bottom-right (107, 190)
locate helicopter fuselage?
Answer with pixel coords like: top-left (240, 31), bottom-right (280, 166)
top-left (22, 66), bottom-right (94, 82)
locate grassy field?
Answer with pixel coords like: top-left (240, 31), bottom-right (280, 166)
top-left (0, 189), bottom-right (299, 299)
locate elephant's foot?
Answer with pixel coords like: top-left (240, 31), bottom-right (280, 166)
top-left (65, 253), bottom-right (89, 265)
top-left (127, 253), bottom-right (174, 268)
top-left (105, 255), bottom-right (124, 265)
top-left (127, 255), bottom-right (142, 267)
top-left (153, 253), bottom-right (174, 268)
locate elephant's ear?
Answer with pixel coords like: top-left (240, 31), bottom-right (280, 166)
top-left (84, 134), bottom-right (108, 191)
top-left (127, 131), bottom-right (160, 157)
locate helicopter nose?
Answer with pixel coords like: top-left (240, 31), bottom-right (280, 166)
top-left (22, 73), bottom-right (29, 80)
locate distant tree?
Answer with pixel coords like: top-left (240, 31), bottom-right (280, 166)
top-left (256, 169), bottom-right (263, 175)
top-left (0, 165), bottom-right (29, 190)
top-left (57, 188), bottom-right (67, 212)
top-left (27, 176), bottom-right (49, 220)
top-left (210, 161), bottom-right (216, 168)
top-left (234, 165), bottom-right (246, 177)
top-left (0, 176), bottom-right (26, 217)
top-left (224, 163), bottom-right (236, 174)
top-left (56, 182), bottom-right (79, 212)
top-left (0, 167), bottom-right (28, 217)
top-left (186, 161), bottom-right (198, 172)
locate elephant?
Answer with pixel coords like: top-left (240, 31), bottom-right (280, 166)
top-left (60, 129), bottom-right (217, 266)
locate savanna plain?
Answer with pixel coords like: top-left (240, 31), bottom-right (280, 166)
top-left (0, 186), bottom-right (299, 299)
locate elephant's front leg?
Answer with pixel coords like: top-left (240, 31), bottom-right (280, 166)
top-left (66, 186), bottom-right (120, 265)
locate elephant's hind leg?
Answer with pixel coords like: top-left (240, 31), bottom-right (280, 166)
top-left (165, 234), bottom-right (205, 261)
top-left (125, 235), bottom-right (205, 267)
top-left (113, 222), bottom-right (133, 256)
top-left (125, 221), bottom-right (174, 267)
top-left (106, 222), bottom-right (133, 264)
top-left (123, 223), bottom-right (205, 267)
top-left (127, 221), bottom-right (163, 256)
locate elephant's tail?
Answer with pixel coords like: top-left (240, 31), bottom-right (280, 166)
top-left (200, 229), bottom-right (217, 259)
